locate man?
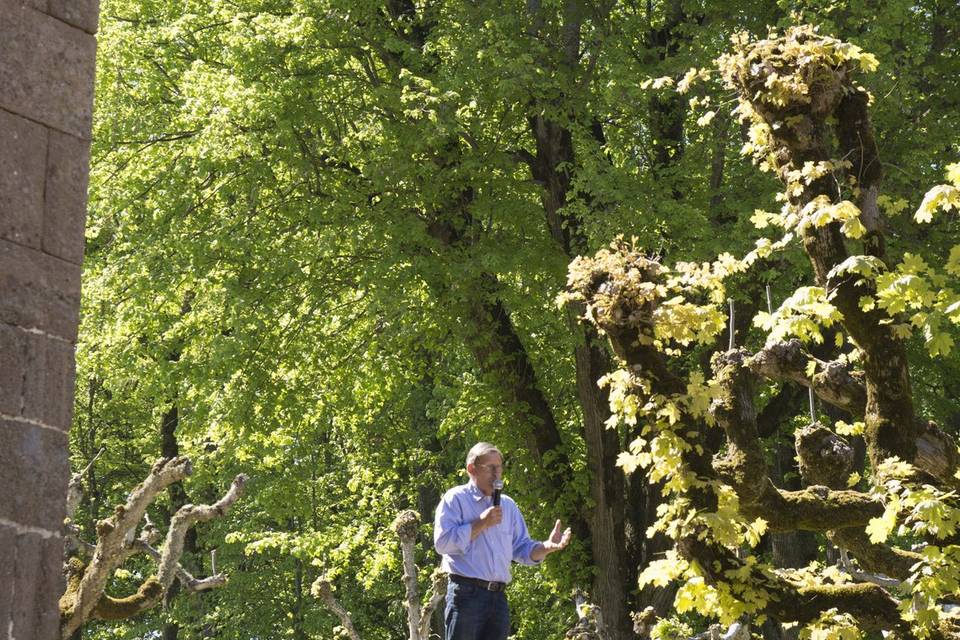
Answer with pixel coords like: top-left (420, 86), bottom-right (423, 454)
top-left (434, 442), bottom-right (572, 640)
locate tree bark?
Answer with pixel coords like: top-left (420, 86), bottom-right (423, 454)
top-left (526, 93), bottom-right (633, 640)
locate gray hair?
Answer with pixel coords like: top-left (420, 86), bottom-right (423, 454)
top-left (466, 442), bottom-right (502, 467)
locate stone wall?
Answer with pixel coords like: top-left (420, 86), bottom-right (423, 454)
top-left (0, 1), bottom-right (100, 638)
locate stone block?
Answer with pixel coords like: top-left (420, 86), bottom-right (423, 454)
top-left (47, 0), bottom-right (101, 34)
top-left (0, 325), bottom-right (75, 429)
top-left (21, 331), bottom-right (76, 430)
top-left (0, 525), bottom-right (14, 634)
top-left (10, 529), bottom-right (43, 640)
top-left (0, 2), bottom-right (97, 139)
top-left (9, 530), bottom-right (64, 640)
top-left (0, 239), bottom-right (82, 342)
top-left (0, 108), bottom-right (48, 250)
top-left (0, 420), bottom-right (69, 531)
top-left (43, 130), bottom-right (90, 264)
top-left (0, 323), bottom-right (27, 416)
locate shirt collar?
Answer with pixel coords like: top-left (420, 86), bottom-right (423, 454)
top-left (466, 480), bottom-right (487, 502)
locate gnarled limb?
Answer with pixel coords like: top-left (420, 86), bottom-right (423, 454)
top-left (60, 457), bottom-right (246, 638)
top-left (678, 537), bottom-right (908, 634)
top-left (562, 24), bottom-right (960, 640)
top-left (312, 579), bottom-right (362, 640)
top-left (792, 417), bottom-right (921, 580)
top-left (711, 350), bottom-right (882, 532)
top-left (724, 27), bottom-right (924, 472)
top-left (567, 241), bottom-right (911, 633)
top-left (156, 473), bottom-right (247, 592)
top-left (795, 424), bottom-right (855, 490)
top-left (61, 457), bottom-right (192, 637)
top-left (65, 521), bottom-right (224, 593)
top-left (418, 569), bottom-right (447, 640)
top-left (316, 511), bottom-right (447, 640)
top-left (748, 341), bottom-right (960, 486)
top-left (746, 340), bottom-right (866, 417)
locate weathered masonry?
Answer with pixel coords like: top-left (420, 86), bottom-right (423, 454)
top-left (0, 1), bottom-right (100, 637)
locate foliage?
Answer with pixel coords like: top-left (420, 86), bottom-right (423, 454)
top-left (75, 0), bottom-right (960, 639)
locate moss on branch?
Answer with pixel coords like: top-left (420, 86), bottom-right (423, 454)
top-left (795, 424), bottom-right (854, 489)
top-left (780, 582), bottom-right (905, 632)
top-left (710, 350), bottom-right (882, 532)
top-left (830, 527), bottom-right (920, 580)
top-left (90, 578), bottom-right (163, 621)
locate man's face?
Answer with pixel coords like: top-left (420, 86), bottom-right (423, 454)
top-left (468, 452), bottom-right (503, 496)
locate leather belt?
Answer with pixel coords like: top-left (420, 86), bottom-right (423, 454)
top-left (449, 574), bottom-right (507, 592)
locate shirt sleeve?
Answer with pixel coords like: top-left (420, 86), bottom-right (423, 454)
top-left (510, 502), bottom-right (542, 566)
top-left (434, 490), bottom-right (473, 556)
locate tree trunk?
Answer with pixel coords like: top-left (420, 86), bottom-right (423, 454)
top-left (160, 404), bottom-right (201, 636)
top-left (293, 558), bottom-right (308, 640)
top-left (524, 105), bottom-right (635, 638)
top-left (424, 198), bottom-right (582, 519)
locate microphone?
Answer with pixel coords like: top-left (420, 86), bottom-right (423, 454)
top-left (492, 479), bottom-right (503, 507)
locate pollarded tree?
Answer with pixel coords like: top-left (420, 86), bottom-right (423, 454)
top-left (564, 25), bottom-right (960, 639)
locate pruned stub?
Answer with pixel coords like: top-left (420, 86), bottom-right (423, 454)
top-left (727, 26), bottom-right (861, 172)
top-left (796, 423), bottom-right (854, 489)
top-left (391, 509), bottom-right (420, 542)
top-left (566, 240), bottom-right (664, 355)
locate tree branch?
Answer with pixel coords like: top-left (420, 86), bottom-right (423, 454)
top-left (711, 350), bottom-right (883, 532)
top-left (392, 510), bottom-right (422, 640)
top-left (60, 459), bottom-right (246, 638)
top-left (156, 473), bottom-right (247, 591)
top-left (746, 340), bottom-right (866, 417)
top-left (748, 341), bottom-right (960, 485)
top-left (312, 579), bottom-right (362, 640)
top-left (61, 457), bottom-right (193, 637)
top-left (418, 569), bottom-right (447, 640)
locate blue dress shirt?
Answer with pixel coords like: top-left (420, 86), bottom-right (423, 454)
top-left (434, 480), bottom-right (541, 584)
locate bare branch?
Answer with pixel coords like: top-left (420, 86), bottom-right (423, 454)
top-left (129, 539), bottom-right (227, 592)
top-left (391, 510), bottom-right (422, 640)
top-left (312, 579), bottom-right (362, 640)
top-left (66, 447), bottom-right (106, 519)
top-left (61, 456), bottom-right (193, 638)
top-left (418, 569), bottom-right (447, 640)
top-left (156, 473), bottom-right (247, 591)
top-left (60, 459), bottom-right (246, 638)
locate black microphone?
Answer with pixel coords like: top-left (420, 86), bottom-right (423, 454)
top-left (492, 479), bottom-right (503, 507)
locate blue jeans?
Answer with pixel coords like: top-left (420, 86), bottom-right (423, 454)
top-left (444, 580), bottom-right (510, 640)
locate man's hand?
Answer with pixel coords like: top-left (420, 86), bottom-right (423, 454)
top-left (543, 520), bottom-right (572, 552)
top-left (470, 506), bottom-right (503, 539)
top-left (531, 520), bottom-right (572, 561)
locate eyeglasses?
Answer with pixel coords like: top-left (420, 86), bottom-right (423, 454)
top-left (476, 464), bottom-right (504, 474)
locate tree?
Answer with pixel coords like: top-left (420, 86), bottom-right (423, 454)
top-left (565, 25), bottom-right (960, 638)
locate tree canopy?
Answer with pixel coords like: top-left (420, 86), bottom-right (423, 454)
top-left (72, 0), bottom-right (959, 639)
